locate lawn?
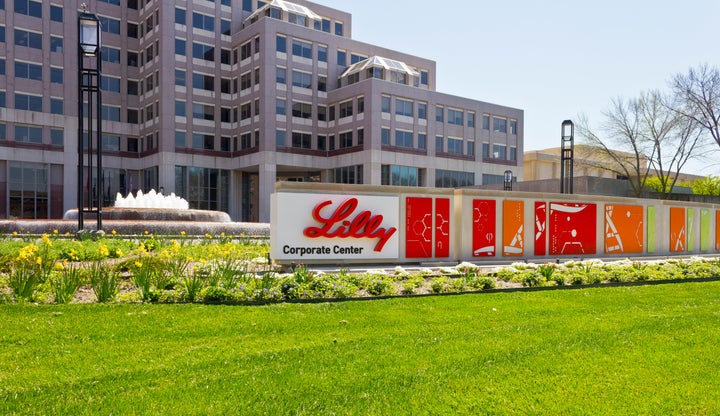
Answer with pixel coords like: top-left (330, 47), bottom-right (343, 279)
top-left (1, 281), bottom-right (719, 415)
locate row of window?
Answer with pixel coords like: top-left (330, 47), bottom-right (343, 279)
top-left (276, 128), bottom-right (364, 151)
top-left (11, 0), bottom-right (62, 22)
top-left (276, 96), bottom-right (365, 122)
top-left (245, 2), bottom-right (344, 36)
top-left (482, 143), bottom-right (518, 161)
top-left (0, 122), bottom-right (63, 146)
top-left (0, 91), bottom-right (62, 114)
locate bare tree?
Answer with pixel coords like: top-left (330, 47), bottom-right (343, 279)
top-left (576, 90), bottom-right (704, 198)
top-left (670, 64), bottom-right (720, 149)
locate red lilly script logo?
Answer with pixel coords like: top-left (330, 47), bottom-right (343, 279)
top-left (303, 198), bottom-right (397, 252)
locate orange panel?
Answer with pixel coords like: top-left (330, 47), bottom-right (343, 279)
top-left (604, 204), bottom-right (644, 254)
top-left (502, 200), bottom-right (524, 256)
top-left (669, 207), bottom-right (686, 252)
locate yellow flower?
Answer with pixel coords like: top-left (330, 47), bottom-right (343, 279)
top-left (116, 249), bottom-right (124, 258)
top-left (12, 231), bottom-right (17, 237)
top-left (98, 244), bottom-right (110, 258)
top-left (112, 229), bottom-right (117, 235)
top-left (205, 233), bottom-right (212, 239)
top-left (41, 234), bottom-right (52, 246)
top-left (144, 230), bottom-right (149, 235)
top-left (135, 261), bottom-right (143, 268)
top-left (221, 232), bottom-right (226, 237)
top-left (36, 257), bottom-right (43, 265)
top-left (53, 229), bottom-right (59, 235)
top-left (55, 262), bottom-right (65, 271)
top-left (180, 231), bottom-right (186, 236)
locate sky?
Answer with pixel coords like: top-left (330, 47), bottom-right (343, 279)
top-left (319, 0), bottom-right (720, 175)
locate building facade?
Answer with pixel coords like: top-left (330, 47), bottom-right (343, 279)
top-left (0, 0), bottom-right (523, 222)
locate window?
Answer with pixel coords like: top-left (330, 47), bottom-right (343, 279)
top-left (418, 102), bottom-right (427, 120)
top-left (175, 100), bottom-right (186, 117)
top-left (175, 8), bottom-right (186, 25)
top-left (493, 144), bottom-right (507, 159)
top-left (493, 118), bottom-right (507, 133)
top-left (483, 115), bottom-right (490, 130)
top-left (390, 71), bottom-right (407, 85)
top-left (127, 23), bottom-right (138, 38)
top-left (329, 105), bottom-right (335, 121)
top-left (15, 0), bottom-right (42, 18)
top-left (100, 0), bottom-right (120, 4)
top-left (221, 78), bottom-right (231, 93)
top-left (192, 133), bottom-right (214, 150)
top-left (448, 109), bottom-right (463, 126)
top-left (395, 99), bottom-right (413, 117)
top-left (418, 133), bottom-right (426, 150)
top-left (276, 35), bottom-right (286, 53)
top-left (0, 26), bottom-right (4, 43)
top-left (50, 36), bottom-right (62, 53)
top-left (357, 128), bottom-right (364, 146)
top-left (50, 98), bottom-right (63, 115)
top-left (127, 51), bottom-right (138, 67)
top-left (335, 22), bottom-right (344, 36)
top-left (318, 45), bottom-right (327, 62)
top-left (328, 135), bottom-right (335, 150)
top-left (420, 70), bottom-right (429, 86)
top-left (482, 143), bottom-right (490, 158)
top-left (221, 107), bottom-right (231, 122)
top-left (292, 132), bottom-right (311, 149)
top-left (240, 41), bottom-right (251, 60)
top-left (381, 95), bottom-right (391, 113)
top-left (127, 137), bottom-right (139, 152)
top-left (318, 75), bottom-right (327, 92)
top-left (317, 135), bottom-right (326, 150)
top-left (337, 49), bottom-right (346, 67)
top-left (333, 165), bottom-right (363, 185)
top-left (193, 42), bottom-right (214, 61)
top-left (145, 104), bottom-right (154, 120)
top-left (193, 103), bottom-right (214, 121)
top-left (510, 120), bottom-right (518, 135)
top-left (254, 67), bottom-right (260, 85)
top-left (510, 147), bottom-right (517, 161)
top-left (175, 70), bottom-right (186, 86)
top-left (240, 72), bottom-right (251, 90)
top-left (14, 93), bottom-right (42, 111)
top-left (127, 80), bottom-right (138, 95)
top-left (14, 29), bottom-right (42, 49)
top-left (127, 109), bottom-right (138, 124)
top-left (338, 131), bottom-right (353, 148)
top-left (50, 129), bottom-right (63, 146)
top-left (339, 100), bottom-right (353, 118)
top-left (239, 132), bottom-right (253, 150)
top-left (350, 53), bottom-right (366, 64)
top-left (146, 15), bottom-right (155, 32)
top-left (317, 106), bottom-right (327, 121)
top-left (276, 67), bottom-right (286, 84)
top-left (467, 141), bottom-right (475, 156)
top-left (99, 16), bottom-right (121, 34)
top-left (435, 135), bottom-right (443, 152)
top-left (367, 67), bottom-right (383, 79)
top-left (0, 123), bottom-right (4, 139)
top-left (0, 59), bottom-right (4, 75)
top-left (468, 112), bottom-right (475, 128)
top-left (101, 76), bottom-right (121, 92)
top-left (292, 39), bottom-right (312, 59)
top-left (221, 19), bottom-right (231, 36)
top-left (15, 62), bottom-right (42, 80)
top-left (436, 170), bottom-right (474, 188)
top-left (288, 101), bottom-right (310, 119)
top-left (347, 72), bottom-right (360, 85)
top-left (50, 5), bottom-right (62, 22)
top-left (381, 165), bottom-right (420, 187)
top-left (192, 12), bottom-right (214, 31)
top-left (175, 131), bottom-right (186, 148)
top-left (448, 137), bottom-right (463, 155)
top-left (291, 70), bottom-right (312, 88)
top-left (357, 96), bottom-right (365, 114)
top-left (193, 73), bottom-right (214, 91)
top-left (102, 46), bottom-right (121, 63)
top-left (102, 135), bottom-right (121, 151)
top-left (395, 130), bottom-right (413, 148)
top-left (436, 105), bottom-right (444, 122)
top-left (276, 130), bottom-right (286, 147)
top-left (145, 74), bottom-right (154, 91)
top-left (240, 102), bottom-right (251, 120)
top-left (276, 98), bottom-right (286, 116)
top-left (381, 128), bottom-right (390, 145)
top-left (175, 38), bottom-right (186, 55)
top-left (321, 18), bottom-right (331, 32)
top-left (14, 125), bottom-right (42, 143)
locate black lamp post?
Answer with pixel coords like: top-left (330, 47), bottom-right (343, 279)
top-left (560, 120), bottom-right (574, 194)
top-left (77, 6), bottom-right (103, 232)
top-left (504, 169), bottom-right (513, 191)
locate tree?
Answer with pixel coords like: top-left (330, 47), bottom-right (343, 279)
top-left (576, 90), bottom-right (704, 198)
top-left (670, 64), bottom-right (720, 149)
top-left (691, 176), bottom-right (720, 196)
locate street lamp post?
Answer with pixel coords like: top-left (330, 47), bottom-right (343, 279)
top-left (504, 170), bottom-right (513, 191)
top-left (77, 6), bottom-right (103, 233)
top-left (560, 120), bottom-right (574, 194)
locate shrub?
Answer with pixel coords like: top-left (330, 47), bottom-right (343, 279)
top-left (430, 276), bottom-right (451, 293)
top-left (89, 261), bottom-right (119, 303)
top-left (50, 264), bottom-right (86, 304)
top-left (363, 274), bottom-right (395, 296)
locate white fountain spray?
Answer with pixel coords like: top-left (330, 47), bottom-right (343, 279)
top-left (114, 189), bottom-right (189, 210)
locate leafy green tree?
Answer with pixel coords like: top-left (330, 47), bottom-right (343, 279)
top-left (691, 176), bottom-right (720, 196)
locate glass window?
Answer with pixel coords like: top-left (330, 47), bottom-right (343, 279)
top-left (510, 120), bottom-right (518, 135)
top-left (0, 123), bottom-right (4, 139)
top-left (192, 12), bottom-right (214, 31)
top-left (0, 59), bottom-right (4, 75)
top-left (50, 5), bottom-right (62, 22)
top-left (321, 18), bottom-right (331, 32)
top-left (395, 99), bottom-right (413, 117)
top-left (276, 67), bottom-right (286, 84)
top-left (318, 45), bottom-right (327, 62)
top-left (436, 170), bottom-right (474, 188)
top-left (482, 143), bottom-right (490, 158)
top-left (175, 38), bottom-right (186, 55)
top-left (221, 19), bottom-right (231, 36)
top-left (510, 147), bottom-right (517, 161)
top-left (468, 112), bottom-right (475, 128)
top-left (317, 105), bottom-right (326, 121)
top-left (175, 8), bottom-right (186, 25)
top-left (337, 50), bottom-right (346, 67)
top-left (493, 144), bottom-right (507, 159)
top-left (448, 108), bottom-right (463, 125)
top-left (447, 137), bottom-right (463, 154)
top-left (381, 95), bottom-right (391, 113)
top-left (240, 41), bottom-right (251, 60)
top-left (99, 16), bottom-right (121, 34)
top-left (14, 125), bottom-right (43, 143)
top-left (127, 22), bottom-right (138, 38)
top-left (357, 96), bottom-right (365, 113)
top-left (467, 141), bottom-right (475, 156)
top-left (292, 101), bottom-right (312, 119)
top-left (395, 130), bottom-right (413, 148)
top-left (435, 105), bottom-right (444, 122)
top-left (335, 22), bottom-right (343, 36)
top-left (14, 29), bottom-right (42, 49)
top-left (493, 118), bottom-right (507, 133)
top-left (317, 135), bottom-right (326, 150)
top-left (15, 62), bottom-right (42, 80)
top-left (102, 105), bottom-right (121, 121)
top-left (192, 73), bottom-right (214, 91)
top-left (381, 165), bottom-right (420, 187)
top-left (333, 166), bottom-right (364, 185)
top-left (339, 100), bottom-right (353, 118)
top-left (15, 93), bottom-right (42, 111)
top-left (0, 26), bottom-right (5, 43)
top-left (276, 35), bottom-right (286, 53)
top-left (50, 36), bottom-right (63, 53)
top-left (175, 131), bottom-right (186, 148)
top-left (435, 135), bottom-right (443, 152)
top-left (101, 46), bottom-right (121, 64)
top-left (127, 51), bottom-right (138, 67)
top-left (292, 132), bottom-right (312, 149)
top-left (291, 70), bottom-right (312, 88)
top-left (418, 102), bottom-right (427, 120)
top-left (317, 75), bottom-right (327, 92)
top-left (339, 131), bottom-right (353, 148)
top-left (420, 70), bottom-right (428, 85)
top-left (175, 70), bottom-right (186, 86)
top-left (192, 42), bottom-right (214, 61)
top-left (101, 75), bottom-right (120, 92)
top-left (242, 0), bottom-right (252, 11)
top-left (127, 80), bottom-right (138, 95)
top-left (50, 128), bottom-right (63, 146)
top-left (276, 98), bottom-right (286, 116)
top-left (50, 98), bottom-right (63, 115)
top-left (276, 130), bottom-right (286, 147)
top-left (102, 135), bottom-right (121, 151)
top-left (192, 103), bottom-right (214, 120)
top-left (15, 0), bottom-right (42, 18)
top-left (483, 115), bottom-right (490, 130)
top-left (381, 128), bottom-right (390, 145)
top-left (175, 100), bottom-right (186, 117)
top-left (418, 133), bottom-right (426, 150)
top-left (127, 109), bottom-right (138, 124)
top-left (292, 39), bottom-right (312, 59)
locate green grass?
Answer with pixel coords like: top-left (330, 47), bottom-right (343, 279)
top-left (2, 282), bottom-right (720, 415)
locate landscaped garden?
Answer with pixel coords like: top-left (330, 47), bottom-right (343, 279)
top-left (1, 231), bottom-right (720, 304)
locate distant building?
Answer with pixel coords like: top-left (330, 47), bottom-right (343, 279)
top-left (0, 0), bottom-right (523, 221)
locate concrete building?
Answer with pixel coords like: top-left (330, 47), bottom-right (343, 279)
top-left (0, 0), bottom-right (523, 222)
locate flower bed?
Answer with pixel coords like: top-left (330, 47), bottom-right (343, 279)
top-left (1, 231), bottom-right (719, 304)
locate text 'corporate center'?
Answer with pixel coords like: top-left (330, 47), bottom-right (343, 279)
top-left (0, 0), bottom-right (523, 221)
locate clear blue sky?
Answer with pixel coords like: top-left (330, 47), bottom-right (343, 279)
top-left (320, 0), bottom-right (720, 175)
